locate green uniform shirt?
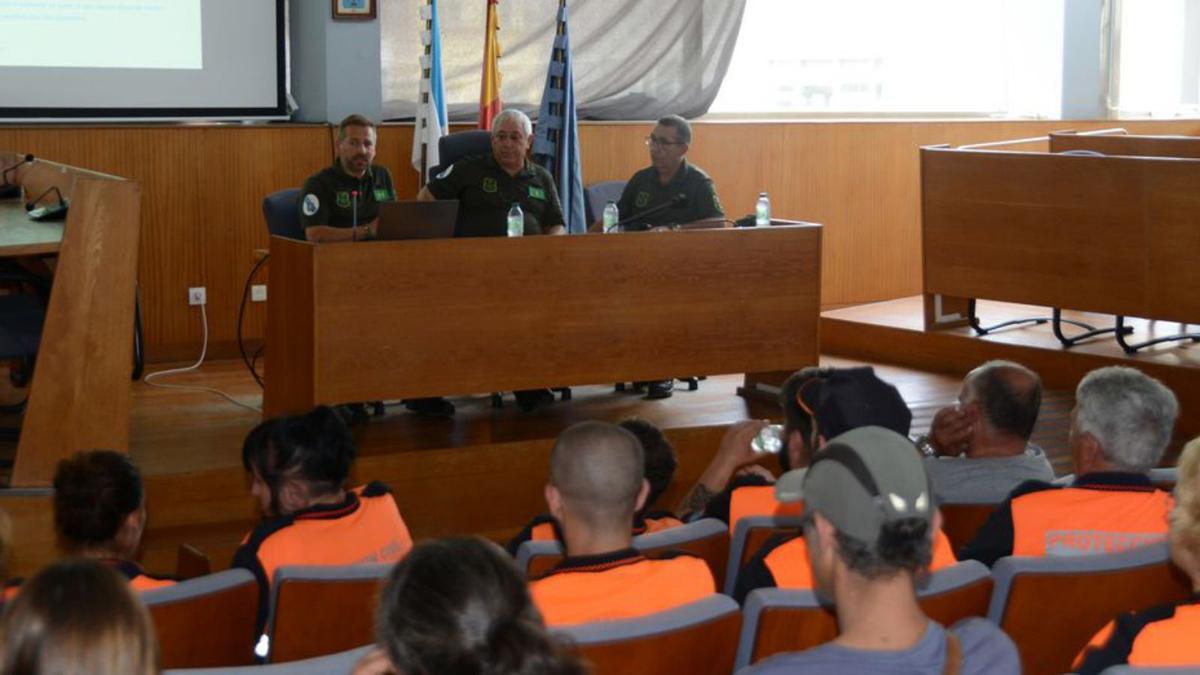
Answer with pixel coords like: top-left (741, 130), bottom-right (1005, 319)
top-left (616, 159), bottom-right (724, 228)
top-left (425, 153), bottom-right (564, 238)
top-left (299, 163), bottom-right (396, 230)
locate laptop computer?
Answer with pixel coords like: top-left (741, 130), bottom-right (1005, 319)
top-left (374, 199), bottom-right (458, 240)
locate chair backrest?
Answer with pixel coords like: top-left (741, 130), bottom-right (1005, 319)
top-left (267, 563), bottom-right (392, 663)
top-left (726, 516), bottom-right (805, 595)
top-left (142, 569), bottom-right (260, 669)
top-left (583, 180), bottom-right (627, 224)
top-left (162, 645), bottom-right (373, 675)
top-left (988, 542), bottom-right (1192, 675)
top-left (940, 502), bottom-right (999, 553)
top-left (558, 594), bottom-right (741, 675)
top-left (516, 519), bottom-right (729, 588)
top-left (735, 560), bottom-right (993, 670)
top-left (429, 130), bottom-right (493, 180)
top-left (261, 188), bottom-right (303, 241)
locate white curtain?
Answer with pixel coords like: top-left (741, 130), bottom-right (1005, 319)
top-left (381, 0), bottom-right (749, 121)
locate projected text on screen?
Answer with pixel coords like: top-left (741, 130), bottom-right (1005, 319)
top-left (0, 0), bottom-right (202, 70)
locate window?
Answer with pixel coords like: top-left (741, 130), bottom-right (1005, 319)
top-left (709, 0), bottom-right (1064, 117)
top-left (1111, 0), bottom-right (1200, 117)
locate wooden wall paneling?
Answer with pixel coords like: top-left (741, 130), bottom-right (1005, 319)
top-left (5, 119), bottom-right (1200, 362)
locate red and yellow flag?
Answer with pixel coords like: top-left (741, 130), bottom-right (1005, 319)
top-left (479, 0), bottom-right (502, 129)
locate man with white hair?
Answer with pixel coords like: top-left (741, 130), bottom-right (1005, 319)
top-left (419, 108), bottom-right (565, 238)
top-left (960, 366), bottom-right (1178, 566)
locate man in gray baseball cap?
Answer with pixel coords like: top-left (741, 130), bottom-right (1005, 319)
top-left (744, 426), bottom-right (1019, 674)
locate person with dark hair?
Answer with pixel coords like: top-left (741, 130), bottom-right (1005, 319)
top-left (528, 422), bottom-right (714, 627)
top-left (744, 427), bottom-right (1020, 674)
top-left (232, 405), bottom-right (412, 638)
top-left (299, 113), bottom-right (394, 243)
top-left (961, 366), bottom-right (1178, 566)
top-left (726, 369), bottom-right (957, 602)
top-left (914, 360), bottom-right (1054, 503)
top-left (50, 450), bottom-right (174, 592)
top-left (505, 418), bottom-right (682, 555)
top-left (353, 537), bottom-right (585, 675)
top-left (0, 558), bottom-right (159, 675)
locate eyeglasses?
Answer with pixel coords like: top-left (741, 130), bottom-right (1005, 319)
top-left (645, 135), bottom-right (684, 147)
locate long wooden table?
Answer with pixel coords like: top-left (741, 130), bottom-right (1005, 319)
top-left (1050, 131), bottom-right (1200, 159)
top-left (920, 146), bottom-right (1200, 331)
top-left (265, 225), bottom-right (822, 417)
top-left (1, 152), bottom-right (140, 486)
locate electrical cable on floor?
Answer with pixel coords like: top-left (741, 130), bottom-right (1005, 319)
top-left (143, 302), bottom-right (262, 414)
top-left (238, 253), bottom-right (269, 388)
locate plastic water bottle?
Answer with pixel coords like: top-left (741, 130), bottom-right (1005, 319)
top-left (602, 201), bottom-right (619, 233)
top-left (751, 424), bottom-right (785, 454)
top-left (507, 203), bottom-right (523, 237)
top-left (755, 192), bottom-right (771, 227)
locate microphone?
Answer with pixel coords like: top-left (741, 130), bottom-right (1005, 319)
top-left (0, 154), bottom-right (34, 200)
top-left (25, 185), bottom-right (69, 222)
top-left (615, 193), bottom-right (687, 232)
top-left (350, 189), bottom-right (359, 242)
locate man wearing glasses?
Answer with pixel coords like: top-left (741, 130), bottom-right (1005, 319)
top-left (614, 115), bottom-right (725, 230)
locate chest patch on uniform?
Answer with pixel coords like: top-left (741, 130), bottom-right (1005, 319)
top-left (482, 177), bottom-right (498, 193)
top-left (374, 188), bottom-right (390, 201)
top-left (528, 186), bottom-right (546, 200)
top-left (635, 191), bottom-right (650, 208)
top-left (336, 191), bottom-right (351, 208)
top-left (302, 194), bottom-right (320, 216)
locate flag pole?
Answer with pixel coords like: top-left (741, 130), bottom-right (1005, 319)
top-left (418, 0), bottom-right (433, 185)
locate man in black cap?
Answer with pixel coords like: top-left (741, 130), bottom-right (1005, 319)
top-left (678, 366), bottom-right (913, 529)
top-left (743, 427), bottom-right (1019, 674)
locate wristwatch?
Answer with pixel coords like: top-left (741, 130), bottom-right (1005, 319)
top-left (912, 434), bottom-right (937, 458)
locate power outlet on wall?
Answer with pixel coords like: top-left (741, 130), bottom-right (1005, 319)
top-left (251, 284), bottom-right (267, 302)
top-left (188, 287), bottom-right (207, 306)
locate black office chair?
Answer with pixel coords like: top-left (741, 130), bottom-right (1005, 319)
top-left (583, 180), bottom-right (627, 225)
top-left (427, 131), bottom-right (492, 181)
top-left (261, 188), bottom-right (304, 241)
top-left (0, 270), bottom-right (49, 442)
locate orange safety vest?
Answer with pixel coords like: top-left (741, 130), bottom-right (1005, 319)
top-left (1075, 599), bottom-right (1200, 668)
top-left (244, 484), bottom-right (413, 586)
top-left (530, 550), bottom-right (716, 627)
top-left (764, 527), bottom-right (959, 590)
top-left (1011, 486), bottom-right (1172, 557)
top-left (728, 485), bottom-right (804, 535)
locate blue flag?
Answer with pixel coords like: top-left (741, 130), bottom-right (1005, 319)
top-left (532, 2), bottom-right (586, 234)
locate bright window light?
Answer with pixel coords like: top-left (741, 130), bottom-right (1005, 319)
top-left (1114, 0), bottom-right (1200, 117)
top-left (710, 0), bottom-right (1064, 117)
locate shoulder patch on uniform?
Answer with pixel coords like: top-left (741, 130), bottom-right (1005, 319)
top-left (436, 164), bottom-right (454, 180)
top-left (302, 193), bottom-right (320, 216)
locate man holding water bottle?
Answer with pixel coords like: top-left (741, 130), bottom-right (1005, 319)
top-left (419, 109), bottom-right (565, 238)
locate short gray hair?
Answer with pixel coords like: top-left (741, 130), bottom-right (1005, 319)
top-left (492, 109), bottom-right (532, 137)
top-left (1075, 367), bottom-right (1178, 472)
top-left (656, 114), bottom-right (692, 145)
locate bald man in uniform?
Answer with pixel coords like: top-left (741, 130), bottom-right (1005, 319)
top-left (529, 421), bottom-right (715, 627)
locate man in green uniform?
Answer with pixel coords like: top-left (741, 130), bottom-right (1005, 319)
top-left (301, 114), bottom-right (452, 418)
top-left (418, 109), bottom-right (565, 238)
top-left (615, 115), bottom-right (724, 230)
top-left (300, 114), bottom-right (395, 243)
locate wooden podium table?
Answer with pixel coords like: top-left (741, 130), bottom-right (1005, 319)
top-left (0, 152), bottom-right (140, 486)
top-left (264, 225), bottom-right (822, 417)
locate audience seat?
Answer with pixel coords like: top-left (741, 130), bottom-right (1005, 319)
top-left (516, 518), bottom-right (729, 588)
top-left (987, 542), bottom-right (1192, 675)
top-left (267, 563), bottom-right (391, 663)
top-left (735, 560), bottom-right (993, 670)
top-left (1098, 667), bottom-right (1200, 674)
top-left (1148, 467), bottom-right (1177, 492)
top-left (261, 188), bottom-right (303, 241)
top-left (142, 569), bottom-right (260, 669)
top-left (558, 594), bottom-right (741, 675)
top-left (162, 645), bottom-right (372, 675)
top-left (725, 516), bottom-right (805, 595)
top-left (940, 502), bottom-right (1000, 553)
